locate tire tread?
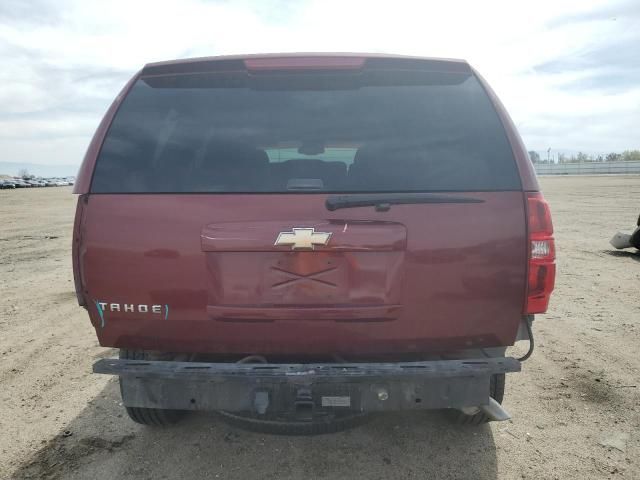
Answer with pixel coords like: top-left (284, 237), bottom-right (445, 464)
top-left (119, 349), bottom-right (186, 426)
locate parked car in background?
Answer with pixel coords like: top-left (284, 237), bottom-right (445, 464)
top-left (0, 180), bottom-right (16, 189)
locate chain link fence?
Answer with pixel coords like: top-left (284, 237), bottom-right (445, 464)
top-left (534, 161), bottom-right (640, 175)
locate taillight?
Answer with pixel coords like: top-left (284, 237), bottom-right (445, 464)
top-left (525, 192), bottom-right (556, 314)
top-left (244, 56), bottom-right (365, 71)
top-left (72, 194), bottom-right (88, 307)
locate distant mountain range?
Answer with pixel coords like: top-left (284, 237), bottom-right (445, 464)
top-left (0, 162), bottom-right (79, 178)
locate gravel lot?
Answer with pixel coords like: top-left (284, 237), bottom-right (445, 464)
top-left (1, 176), bottom-right (639, 480)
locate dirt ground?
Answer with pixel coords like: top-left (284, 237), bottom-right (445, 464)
top-left (1, 175), bottom-right (638, 480)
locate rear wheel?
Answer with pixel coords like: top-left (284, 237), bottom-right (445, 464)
top-left (448, 373), bottom-right (505, 425)
top-left (118, 349), bottom-right (186, 426)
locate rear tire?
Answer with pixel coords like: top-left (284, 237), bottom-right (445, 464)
top-left (118, 349), bottom-right (186, 426)
top-left (448, 373), bottom-right (505, 425)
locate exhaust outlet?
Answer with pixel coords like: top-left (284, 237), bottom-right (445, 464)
top-left (479, 398), bottom-right (511, 422)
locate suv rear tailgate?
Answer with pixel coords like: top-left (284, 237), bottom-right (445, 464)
top-left (81, 191), bottom-right (526, 355)
top-left (78, 56), bottom-right (529, 356)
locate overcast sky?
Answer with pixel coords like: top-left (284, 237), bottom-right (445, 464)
top-left (1, 0), bottom-right (638, 166)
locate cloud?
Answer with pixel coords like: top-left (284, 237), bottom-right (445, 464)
top-left (0, 0), bottom-right (638, 166)
top-left (0, 0), bottom-right (62, 26)
top-left (534, 3), bottom-right (640, 95)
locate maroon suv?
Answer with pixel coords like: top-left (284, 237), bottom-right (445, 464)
top-left (73, 53), bottom-right (555, 433)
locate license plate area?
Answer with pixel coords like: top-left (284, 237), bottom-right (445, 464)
top-left (205, 251), bottom-right (405, 308)
top-left (263, 252), bottom-right (349, 304)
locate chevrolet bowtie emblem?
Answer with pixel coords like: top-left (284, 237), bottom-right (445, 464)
top-left (275, 228), bottom-right (332, 250)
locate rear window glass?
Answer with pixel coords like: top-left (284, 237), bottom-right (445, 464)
top-left (91, 71), bottom-right (520, 193)
top-left (266, 147), bottom-right (356, 165)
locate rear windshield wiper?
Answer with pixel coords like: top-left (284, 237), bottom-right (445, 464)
top-left (325, 193), bottom-right (484, 211)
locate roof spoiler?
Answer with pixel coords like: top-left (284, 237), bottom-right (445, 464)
top-left (141, 54), bottom-right (471, 77)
